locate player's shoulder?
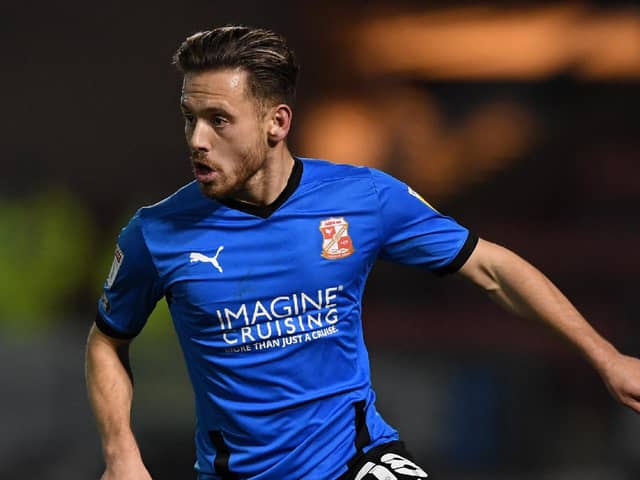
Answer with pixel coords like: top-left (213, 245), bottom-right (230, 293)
top-left (299, 157), bottom-right (406, 190)
top-left (298, 156), bottom-right (377, 185)
top-left (137, 180), bottom-right (210, 222)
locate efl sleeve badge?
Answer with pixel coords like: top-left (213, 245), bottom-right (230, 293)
top-left (105, 245), bottom-right (124, 289)
top-left (319, 217), bottom-right (355, 259)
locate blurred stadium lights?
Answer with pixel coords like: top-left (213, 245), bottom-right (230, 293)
top-left (298, 89), bottom-right (537, 201)
top-left (345, 4), bottom-right (640, 80)
top-left (298, 4), bottom-right (640, 201)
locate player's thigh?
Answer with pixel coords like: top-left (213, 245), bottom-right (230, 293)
top-left (341, 441), bottom-right (430, 480)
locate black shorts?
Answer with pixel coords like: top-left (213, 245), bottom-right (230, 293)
top-left (196, 441), bottom-right (429, 480)
top-left (338, 441), bottom-right (430, 480)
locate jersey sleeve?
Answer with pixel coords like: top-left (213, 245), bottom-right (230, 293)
top-left (370, 168), bottom-right (478, 275)
top-left (96, 210), bottom-right (164, 339)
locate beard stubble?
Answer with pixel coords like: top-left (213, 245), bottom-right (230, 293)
top-left (198, 137), bottom-right (269, 202)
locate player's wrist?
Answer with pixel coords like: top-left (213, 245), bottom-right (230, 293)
top-left (584, 337), bottom-right (620, 376)
top-left (102, 458), bottom-right (152, 480)
top-left (102, 434), bottom-right (143, 465)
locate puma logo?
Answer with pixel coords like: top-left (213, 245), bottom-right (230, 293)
top-left (189, 246), bottom-right (224, 273)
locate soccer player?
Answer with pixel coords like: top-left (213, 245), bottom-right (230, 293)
top-left (85, 26), bottom-right (640, 480)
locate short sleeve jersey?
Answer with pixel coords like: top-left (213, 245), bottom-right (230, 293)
top-left (97, 158), bottom-right (477, 479)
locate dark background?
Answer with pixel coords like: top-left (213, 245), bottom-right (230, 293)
top-left (1, 1), bottom-right (639, 479)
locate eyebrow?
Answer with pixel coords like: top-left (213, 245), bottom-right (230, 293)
top-left (181, 104), bottom-right (234, 119)
top-left (180, 100), bottom-right (232, 115)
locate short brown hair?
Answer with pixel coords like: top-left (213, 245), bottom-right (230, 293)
top-left (173, 25), bottom-right (299, 107)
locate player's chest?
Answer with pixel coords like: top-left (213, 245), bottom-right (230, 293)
top-left (157, 210), bottom-right (380, 304)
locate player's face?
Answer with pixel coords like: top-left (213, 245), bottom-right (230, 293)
top-left (180, 68), bottom-right (270, 199)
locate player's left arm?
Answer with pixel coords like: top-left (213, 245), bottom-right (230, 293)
top-left (457, 237), bottom-right (640, 413)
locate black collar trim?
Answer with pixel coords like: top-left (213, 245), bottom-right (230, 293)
top-left (218, 157), bottom-right (303, 219)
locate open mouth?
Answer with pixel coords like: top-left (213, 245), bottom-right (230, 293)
top-left (192, 161), bottom-right (217, 182)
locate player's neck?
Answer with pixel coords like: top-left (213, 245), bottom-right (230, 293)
top-left (232, 147), bottom-right (295, 207)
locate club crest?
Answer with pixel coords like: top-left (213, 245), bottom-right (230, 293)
top-left (319, 217), bottom-right (355, 259)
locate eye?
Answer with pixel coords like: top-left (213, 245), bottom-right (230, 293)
top-left (181, 109), bottom-right (195, 125)
top-left (212, 116), bottom-right (228, 128)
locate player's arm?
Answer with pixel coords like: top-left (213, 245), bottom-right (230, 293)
top-left (456, 238), bottom-right (640, 413)
top-left (86, 211), bottom-right (163, 479)
top-left (85, 324), bottom-right (152, 479)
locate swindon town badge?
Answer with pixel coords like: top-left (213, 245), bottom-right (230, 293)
top-left (319, 217), bottom-right (355, 259)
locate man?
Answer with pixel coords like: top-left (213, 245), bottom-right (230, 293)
top-left (85, 26), bottom-right (640, 480)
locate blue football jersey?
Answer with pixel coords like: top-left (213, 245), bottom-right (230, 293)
top-left (97, 158), bottom-right (477, 479)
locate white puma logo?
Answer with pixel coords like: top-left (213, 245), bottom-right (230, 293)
top-left (189, 246), bottom-right (224, 273)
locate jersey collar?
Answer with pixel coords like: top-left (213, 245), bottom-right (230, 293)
top-left (217, 157), bottom-right (303, 219)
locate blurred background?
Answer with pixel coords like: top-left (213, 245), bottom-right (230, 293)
top-left (1, 1), bottom-right (639, 479)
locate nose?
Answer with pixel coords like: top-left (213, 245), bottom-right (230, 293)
top-left (189, 119), bottom-right (212, 152)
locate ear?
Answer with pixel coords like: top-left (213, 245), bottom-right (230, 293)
top-left (266, 104), bottom-right (293, 146)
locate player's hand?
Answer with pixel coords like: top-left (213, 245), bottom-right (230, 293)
top-left (599, 352), bottom-right (640, 413)
top-left (100, 458), bottom-right (152, 480)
